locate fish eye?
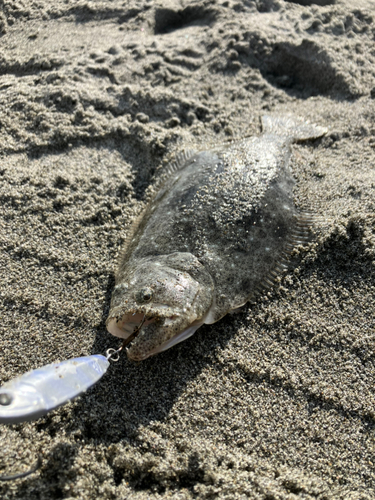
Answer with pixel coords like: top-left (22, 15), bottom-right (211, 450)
top-left (136, 287), bottom-right (153, 304)
top-left (0, 392), bottom-right (13, 406)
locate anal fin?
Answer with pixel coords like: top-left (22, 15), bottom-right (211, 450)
top-left (250, 210), bottom-right (318, 300)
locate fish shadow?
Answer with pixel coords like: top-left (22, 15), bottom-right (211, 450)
top-left (18, 318), bottom-right (233, 493)
top-left (9, 443), bottom-right (79, 497)
top-left (68, 307), bottom-right (236, 445)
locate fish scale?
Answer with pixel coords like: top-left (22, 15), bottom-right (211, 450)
top-left (107, 114), bottom-right (327, 361)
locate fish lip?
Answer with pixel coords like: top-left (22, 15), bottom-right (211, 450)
top-left (106, 306), bottom-right (178, 340)
top-left (126, 341), bottom-right (169, 362)
top-left (127, 350), bottom-right (151, 362)
top-left (107, 308), bottom-right (184, 361)
top-left (126, 319), bottom-right (202, 362)
top-left (107, 304), bottom-right (173, 321)
top-left (107, 308), bottom-right (173, 325)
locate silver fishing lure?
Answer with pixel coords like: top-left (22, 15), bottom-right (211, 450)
top-left (0, 355), bottom-right (109, 425)
top-left (0, 323), bottom-right (142, 480)
top-left (0, 318), bottom-right (144, 426)
top-left (0, 355), bottom-right (110, 481)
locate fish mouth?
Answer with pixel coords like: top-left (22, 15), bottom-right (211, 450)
top-left (107, 311), bottom-right (159, 339)
top-left (127, 321), bottom-right (203, 361)
top-left (106, 306), bottom-right (180, 341)
top-left (106, 307), bottom-right (197, 361)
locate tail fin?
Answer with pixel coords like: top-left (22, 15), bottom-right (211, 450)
top-left (261, 114), bottom-right (327, 141)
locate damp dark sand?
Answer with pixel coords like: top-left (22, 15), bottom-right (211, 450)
top-left (0, 1), bottom-right (375, 498)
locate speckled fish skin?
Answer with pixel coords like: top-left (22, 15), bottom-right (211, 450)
top-left (107, 115), bottom-right (327, 361)
top-left (0, 355), bottom-right (109, 424)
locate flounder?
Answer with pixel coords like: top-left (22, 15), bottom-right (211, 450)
top-left (107, 115), bottom-right (326, 361)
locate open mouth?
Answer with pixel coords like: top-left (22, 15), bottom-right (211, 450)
top-left (107, 312), bottom-right (158, 339)
top-left (106, 309), bottom-right (184, 360)
top-left (107, 308), bottom-right (202, 361)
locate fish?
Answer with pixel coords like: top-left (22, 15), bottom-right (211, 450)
top-left (0, 355), bottom-right (109, 424)
top-left (106, 115), bottom-right (327, 361)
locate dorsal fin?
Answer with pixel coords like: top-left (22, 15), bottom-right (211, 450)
top-left (115, 203), bottom-right (148, 280)
top-left (157, 148), bottom-right (198, 178)
top-left (115, 148), bottom-right (198, 280)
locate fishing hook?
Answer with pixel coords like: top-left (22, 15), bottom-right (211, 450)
top-left (106, 314), bottom-right (147, 361)
top-left (0, 455), bottom-right (42, 482)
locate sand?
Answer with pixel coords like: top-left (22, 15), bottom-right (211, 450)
top-left (0, 0), bottom-right (374, 498)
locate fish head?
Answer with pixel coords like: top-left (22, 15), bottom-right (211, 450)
top-left (106, 252), bottom-right (214, 361)
top-left (0, 379), bottom-right (46, 424)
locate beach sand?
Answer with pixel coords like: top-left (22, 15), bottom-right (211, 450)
top-left (0, 0), bottom-right (375, 498)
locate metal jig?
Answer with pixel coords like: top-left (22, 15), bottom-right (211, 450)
top-left (0, 317), bottom-right (147, 481)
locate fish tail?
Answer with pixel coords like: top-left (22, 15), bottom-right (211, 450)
top-left (261, 114), bottom-right (327, 141)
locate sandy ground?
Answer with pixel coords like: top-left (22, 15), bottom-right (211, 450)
top-left (0, 0), bottom-right (375, 498)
